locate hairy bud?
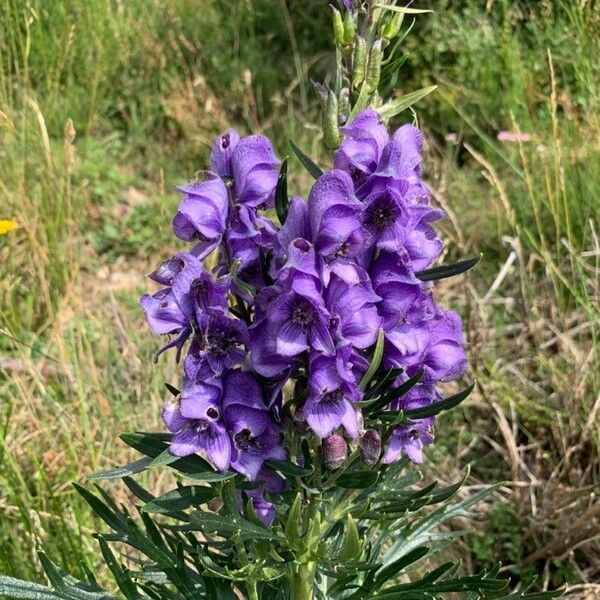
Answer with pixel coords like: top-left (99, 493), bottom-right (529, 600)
top-left (343, 11), bottom-right (356, 46)
top-left (359, 429), bottom-right (381, 465)
top-left (322, 434), bottom-right (348, 470)
top-left (366, 39), bottom-right (383, 93)
top-left (352, 36), bottom-right (367, 89)
top-left (383, 11), bottom-right (404, 40)
top-left (323, 88), bottom-right (341, 149)
top-left (332, 7), bottom-right (345, 48)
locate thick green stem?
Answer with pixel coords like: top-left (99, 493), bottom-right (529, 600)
top-left (290, 562), bottom-right (316, 600)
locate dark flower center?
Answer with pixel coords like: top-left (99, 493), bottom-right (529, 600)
top-left (221, 133), bottom-right (230, 149)
top-left (366, 200), bottom-right (397, 230)
top-left (335, 242), bottom-right (349, 258)
top-left (234, 428), bottom-right (261, 451)
top-left (291, 302), bottom-right (314, 327)
top-left (192, 419), bottom-right (210, 433)
top-left (206, 328), bottom-right (238, 356)
top-left (193, 278), bottom-right (209, 296)
top-left (409, 429), bottom-right (421, 440)
top-left (206, 407), bottom-right (220, 420)
top-left (322, 389), bottom-right (344, 405)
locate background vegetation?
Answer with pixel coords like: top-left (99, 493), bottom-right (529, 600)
top-left (1, 0), bottom-right (598, 597)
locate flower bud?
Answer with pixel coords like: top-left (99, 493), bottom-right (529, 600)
top-left (338, 87), bottom-right (350, 125)
top-left (366, 39), bottom-right (383, 93)
top-left (383, 11), bottom-right (404, 40)
top-left (359, 429), bottom-right (381, 465)
top-left (322, 434), bottom-right (348, 470)
top-left (343, 11), bottom-right (356, 46)
top-left (323, 88), bottom-right (341, 150)
top-left (352, 36), bottom-right (367, 89)
top-left (332, 7), bottom-right (345, 48)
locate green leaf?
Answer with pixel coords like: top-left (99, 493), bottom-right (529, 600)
top-left (88, 457), bottom-right (153, 481)
top-left (190, 510), bottom-right (282, 541)
top-left (73, 484), bottom-right (128, 532)
top-left (374, 546), bottom-right (429, 588)
top-left (374, 5), bottom-right (433, 14)
top-left (265, 458), bottom-right (314, 478)
top-left (142, 485), bottom-right (216, 514)
top-left (289, 140), bottom-right (323, 179)
top-left (403, 384), bottom-right (475, 420)
top-left (165, 383), bottom-right (180, 397)
top-left (230, 259), bottom-right (257, 298)
top-left (339, 514), bottom-right (361, 561)
top-left (337, 470), bottom-right (379, 489)
top-left (0, 577), bottom-right (67, 600)
top-left (377, 85), bottom-right (437, 120)
top-left (275, 156), bottom-right (289, 225)
top-left (365, 369), bottom-right (424, 415)
top-left (98, 539), bottom-right (142, 600)
top-left (416, 255), bottom-right (481, 282)
top-left (359, 328), bottom-right (385, 390)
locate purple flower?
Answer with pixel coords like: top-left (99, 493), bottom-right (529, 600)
top-left (370, 252), bottom-right (423, 330)
top-left (362, 186), bottom-right (408, 252)
top-left (402, 204), bottom-right (445, 271)
top-left (305, 354), bottom-right (361, 438)
top-left (222, 371), bottom-right (285, 480)
top-left (179, 361), bottom-right (223, 419)
top-left (422, 309), bottom-right (467, 382)
top-left (210, 128), bottom-right (240, 178)
top-left (325, 274), bottom-right (381, 349)
top-left (193, 314), bottom-right (248, 375)
top-left (362, 124), bottom-right (427, 201)
top-left (307, 170), bottom-right (369, 284)
top-left (248, 318), bottom-right (293, 378)
top-left (173, 173), bottom-right (229, 259)
top-left (268, 275), bottom-right (334, 356)
top-left (383, 417), bottom-right (434, 465)
top-left (231, 135), bottom-right (280, 208)
top-left (163, 402), bottom-right (231, 470)
top-left (244, 467), bottom-right (285, 526)
top-left (334, 108), bottom-right (389, 186)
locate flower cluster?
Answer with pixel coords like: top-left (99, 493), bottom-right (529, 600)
top-left (141, 109), bottom-right (467, 501)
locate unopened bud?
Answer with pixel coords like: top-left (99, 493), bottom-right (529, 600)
top-left (322, 434), bottom-right (348, 470)
top-left (383, 11), bottom-right (404, 40)
top-left (332, 7), bottom-right (345, 48)
top-left (293, 405), bottom-right (308, 434)
top-left (343, 11), bottom-right (356, 46)
top-left (323, 89), bottom-right (341, 149)
top-left (338, 87), bottom-right (350, 125)
top-left (352, 36), bottom-right (367, 89)
top-left (359, 429), bottom-right (381, 465)
top-left (366, 39), bottom-right (383, 93)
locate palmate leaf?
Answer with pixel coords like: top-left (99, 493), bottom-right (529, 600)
top-left (416, 255), bottom-right (481, 282)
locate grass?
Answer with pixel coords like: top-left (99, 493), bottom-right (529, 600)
top-left (0, 0), bottom-right (598, 595)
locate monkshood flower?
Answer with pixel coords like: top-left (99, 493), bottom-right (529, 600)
top-left (143, 117), bottom-right (469, 480)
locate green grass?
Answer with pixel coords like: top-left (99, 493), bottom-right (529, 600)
top-left (0, 0), bottom-right (598, 593)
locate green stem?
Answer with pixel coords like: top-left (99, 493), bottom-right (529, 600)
top-left (290, 562), bottom-right (316, 600)
top-left (247, 580), bottom-right (259, 600)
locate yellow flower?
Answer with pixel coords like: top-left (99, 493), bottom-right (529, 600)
top-left (0, 220), bottom-right (18, 235)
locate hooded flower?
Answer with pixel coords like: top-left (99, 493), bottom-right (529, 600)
top-left (222, 371), bottom-right (285, 480)
top-left (173, 173), bottom-right (229, 259)
top-left (307, 170), bottom-right (369, 284)
top-left (210, 128), bottom-right (240, 178)
top-left (163, 402), bottom-right (231, 470)
top-left (325, 274), bottom-right (381, 349)
top-left (231, 135), bottom-right (280, 208)
top-left (383, 417), bottom-right (434, 465)
top-left (305, 353), bottom-right (361, 438)
top-left (334, 108), bottom-right (389, 186)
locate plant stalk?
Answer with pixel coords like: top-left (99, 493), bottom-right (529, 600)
top-left (290, 561), bottom-right (316, 600)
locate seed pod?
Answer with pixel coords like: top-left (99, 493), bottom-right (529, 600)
top-left (343, 11), bottom-right (356, 46)
top-left (323, 88), bottom-right (341, 150)
top-left (366, 39), bottom-right (383, 93)
top-left (332, 7), bottom-right (345, 48)
top-left (322, 434), bottom-right (348, 470)
top-left (359, 429), bottom-right (381, 465)
top-left (383, 11), bottom-right (404, 40)
top-left (352, 36), bottom-right (367, 89)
